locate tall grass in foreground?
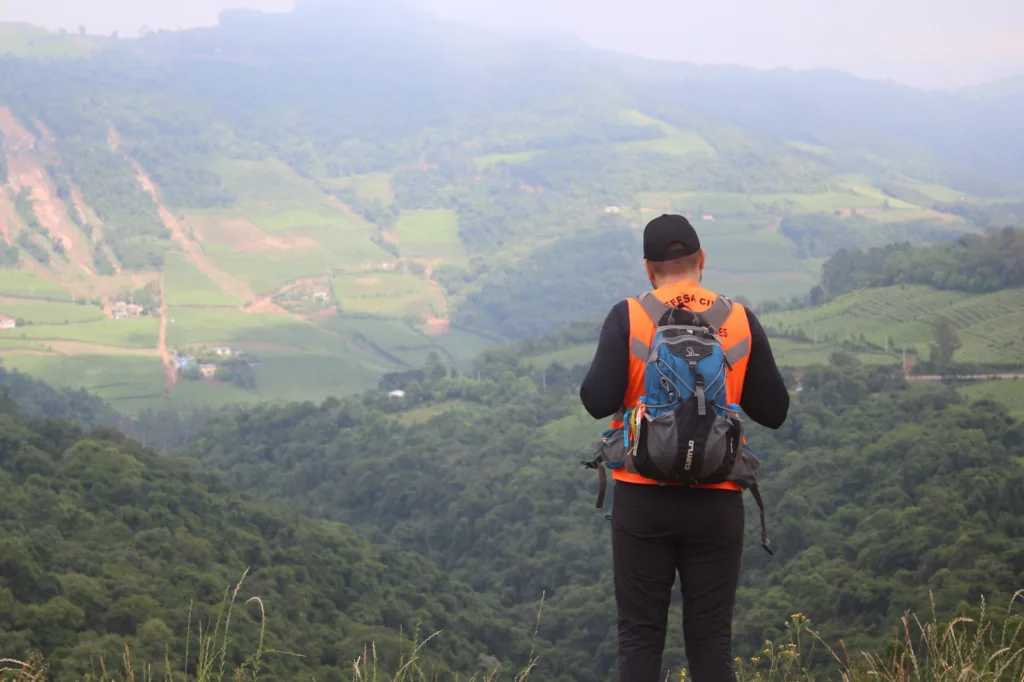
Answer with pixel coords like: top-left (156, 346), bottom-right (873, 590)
top-left (735, 591), bottom-right (1024, 682)
top-left (3, 576), bottom-right (1023, 682)
top-left (0, 569), bottom-right (539, 682)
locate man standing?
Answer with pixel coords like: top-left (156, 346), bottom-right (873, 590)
top-left (580, 214), bottom-right (790, 682)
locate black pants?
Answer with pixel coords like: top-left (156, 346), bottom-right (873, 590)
top-left (611, 481), bottom-right (745, 682)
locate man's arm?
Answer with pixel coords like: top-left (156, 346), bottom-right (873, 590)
top-left (739, 307), bottom-right (790, 429)
top-left (580, 300), bottom-right (630, 419)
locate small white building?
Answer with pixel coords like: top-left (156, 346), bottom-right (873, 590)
top-left (388, 390), bottom-right (406, 400)
top-left (212, 346), bottom-right (233, 357)
top-left (0, 316), bottom-right (16, 330)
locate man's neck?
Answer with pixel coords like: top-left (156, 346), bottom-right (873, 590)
top-left (652, 274), bottom-right (700, 291)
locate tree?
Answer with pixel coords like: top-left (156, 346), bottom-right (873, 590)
top-left (929, 315), bottom-right (961, 371)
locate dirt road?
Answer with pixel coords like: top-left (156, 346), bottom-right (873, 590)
top-left (157, 274), bottom-right (175, 394)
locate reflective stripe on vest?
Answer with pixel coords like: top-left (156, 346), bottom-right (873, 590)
top-left (610, 280), bottom-right (752, 490)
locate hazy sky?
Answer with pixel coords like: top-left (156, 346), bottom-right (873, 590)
top-left (3, 0), bottom-right (1022, 89)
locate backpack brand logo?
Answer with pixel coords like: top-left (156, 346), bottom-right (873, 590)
top-left (684, 440), bottom-right (695, 470)
top-left (684, 347), bottom-right (700, 359)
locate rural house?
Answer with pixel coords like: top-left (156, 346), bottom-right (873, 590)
top-left (388, 390), bottom-right (406, 400)
top-left (112, 301), bottom-right (145, 319)
top-left (199, 364), bottom-right (218, 378)
top-left (0, 316), bottom-right (16, 330)
top-left (212, 346), bottom-right (233, 357)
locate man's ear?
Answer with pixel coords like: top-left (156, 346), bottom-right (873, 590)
top-left (643, 260), bottom-right (656, 286)
top-left (698, 249), bottom-right (706, 271)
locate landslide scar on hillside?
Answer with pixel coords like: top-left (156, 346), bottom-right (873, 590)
top-left (0, 107), bottom-right (96, 275)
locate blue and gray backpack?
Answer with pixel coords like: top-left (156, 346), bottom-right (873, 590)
top-left (582, 292), bottom-right (773, 554)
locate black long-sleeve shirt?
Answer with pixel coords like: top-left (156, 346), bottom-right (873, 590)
top-left (579, 299), bottom-right (790, 429)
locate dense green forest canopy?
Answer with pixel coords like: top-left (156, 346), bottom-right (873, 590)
top-left (0, 389), bottom-right (561, 682)
top-left (184, 355), bottom-right (1024, 680)
top-left (819, 226), bottom-right (1024, 299)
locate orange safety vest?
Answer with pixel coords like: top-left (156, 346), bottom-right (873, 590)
top-left (609, 279), bottom-right (752, 492)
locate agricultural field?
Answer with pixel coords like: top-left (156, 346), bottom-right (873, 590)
top-left (860, 209), bottom-right (967, 225)
top-left (321, 172), bottom-right (395, 205)
top-left (0, 298), bottom-right (105, 324)
top-left (162, 253), bottom-right (241, 307)
top-left (0, 268), bottom-right (72, 300)
top-left (325, 316), bottom-right (443, 366)
top-left (14, 317), bottom-right (158, 349)
top-left (752, 189), bottom-right (916, 214)
top-left (395, 209), bottom-right (465, 264)
top-left (323, 317), bottom-right (499, 369)
top-left (618, 110), bottom-right (678, 135)
top-left (0, 354), bottom-right (166, 410)
top-left (764, 285), bottom-right (1024, 365)
top-left (699, 230), bottom-right (806, 273)
top-left (619, 131), bottom-right (717, 159)
top-left (214, 159), bottom-right (327, 210)
top-left (428, 327), bottom-right (503, 366)
top-left (233, 350), bottom-right (392, 404)
top-left (166, 308), bottom-right (321, 349)
top-left (332, 270), bottom-right (445, 319)
top-left (199, 244), bottom-right (332, 297)
top-left (765, 338), bottom-right (901, 368)
top-left (474, 151), bottom-right (542, 169)
top-left (160, 379), bottom-right (264, 411)
top-left (541, 407), bottom-right (606, 449)
top-left (669, 193), bottom-right (762, 217)
top-left (960, 379), bottom-right (1024, 420)
top-left (189, 216), bottom-right (389, 296)
top-left (0, 338), bottom-right (47, 351)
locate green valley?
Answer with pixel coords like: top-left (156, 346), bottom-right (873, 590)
top-left (1, 0), bottom-right (1020, 412)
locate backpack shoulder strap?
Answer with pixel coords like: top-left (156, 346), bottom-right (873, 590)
top-left (628, 293), bottom-right (674, 362)
top-left (636, 291), bottom-right (675, 325)
top-left (701, 294), bottom-right (734, 329)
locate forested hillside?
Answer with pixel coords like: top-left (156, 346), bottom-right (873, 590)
top-left (817, 225), bottom-right (1023, 298)
top-left (184, 356), bottom-right (1024, 680)
top-left (0, 393), bottom-right (560, 681)
top-left (1, 0), bottom-right (1021, 410)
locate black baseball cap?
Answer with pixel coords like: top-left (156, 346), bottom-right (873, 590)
top-left (643, 214), bottom-right (701, 262)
